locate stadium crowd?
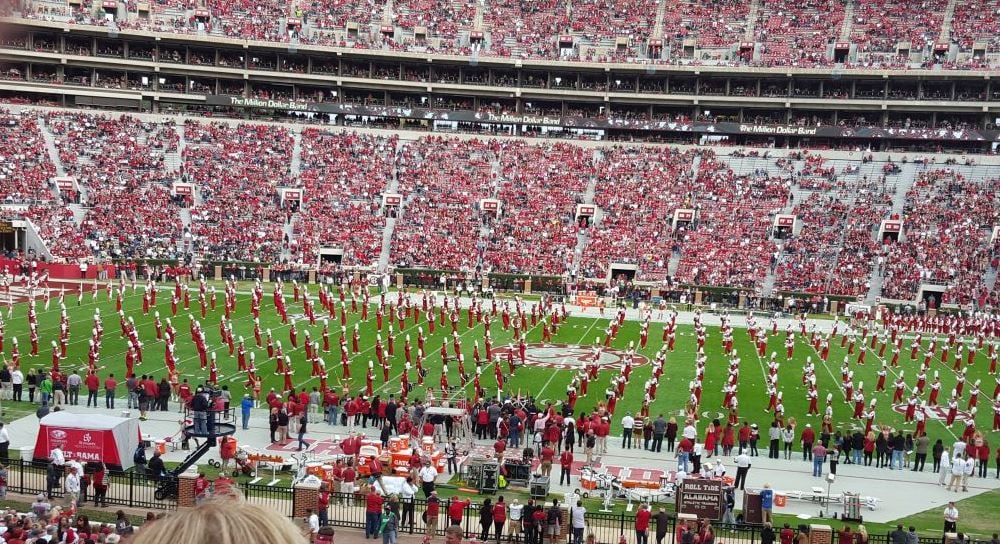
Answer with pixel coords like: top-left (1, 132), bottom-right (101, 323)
top-left (14, 0), bottom-right (1000, 70)
top-left (1, 108), bottom-right (999, 307)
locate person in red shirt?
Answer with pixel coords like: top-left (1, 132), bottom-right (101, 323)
top-left (193, 473), bottom-right (209, 504)
top-left (317, 482), bottom-right (331, 526)
top-left (801, 425), bottom-right (816, 461)
top-left (448, 496), bottom-right (471, 526)
top-left (103, 374), bottom-right (117, 409)
top-left (491, 496), bottom-right (507, 541)
top-left (494, 437), bottom-right (507, 464)
top-left (425, 491), bottom-right (441, 537)
top-left (85, 372), bottom-right (100, 408)
top-left (539, 443), bottom-right (555, 478)
top-left (780, 523), bottom-right (796, 544)
top-left (559, 449), bottom-right (574, 486)
top-left (364, 488), bottom-right (384, 538)
top-left (635, 503), bottom-right (651, 544)
top-left (836, 525), bottom-right (853, 544)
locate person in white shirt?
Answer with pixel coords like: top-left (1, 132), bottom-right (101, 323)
top-left (682, 423), bottom-right (697, 441)
top-left (713, 460), bottom-right (726, 478)
top-left (50, 447), bottom-right (65, 467)
top-left (418, 460), bottom-right (438, 497)
top-left (947, 456), bottom-right (966, 491)
top-left (943, 501), bottom-right (959, 533)
top-left (569, 500), bottom-right (586, 544)
top-left (0, 423), bottom-right (9, 460)
top-left (952, 440), bottom-right (967, 457)
top-left (399, 477), bottom-right (418, 533)
top-left (64, 466), bottom-right (81, 508)
top-left (10, 368), bottom-right (23, 402)
top-left (961, 453), bottom-right (974, 491)
top-left (508, 499), bottom-right (524, 541)
top-left (621, 413), bottom-right (635, 449)
top-left (733, 450), bottom-right (751, 490)
top-left (307, 508), bottom-right (320, 536)
top-left (938, 449), bottom-right (951, 486)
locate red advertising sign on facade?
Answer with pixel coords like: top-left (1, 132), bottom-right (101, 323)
top-left (42, 427), bottom-right (114, 464)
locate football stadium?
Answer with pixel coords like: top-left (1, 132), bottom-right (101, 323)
top-left (0, 0), bottom-right (998, 542)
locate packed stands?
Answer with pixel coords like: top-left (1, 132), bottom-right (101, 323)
top-left (182, 121), bottom-right (294, 263)
top-left (0, 110), bottom-right (87, 260)
top-left (391, 136), bottom-right (494, 270)
top-left (581, 147), bottom-right (696, 281)
top-left (773, 169), bottom-right (892, 297)
top-left (880, 170), bottom-right (1000, 304)
top-left (483, 0), bottom-right (567, 58)
top-left (293, 129), bottom-right (397, 267)
top-left (850, 0), bottom-right (947, 53)
top-left (47, 112), bottom-right (183, 260)
top-left (673, 156), bottom-right (789, 290)
top-left (302, 0), bottom-right (384, 31)
top-left (205, 0), bottom-right (288, 41)
top-left (482, 141), bottom-right (588, 275)
top-left (12, 0), bottom-right (1000, 69)
top-left (0, 110), bottom-right (57, 204)
top-left (949, 0), bottom-right (1000, 53)
top-left (568, 0), bottom-right (658, 44)
top-left (393, 0), bottom-right (475, 40)
top-left (667, 0), bottom-right (750, 49)
top-left (754, 0), bottom-right (845, 67)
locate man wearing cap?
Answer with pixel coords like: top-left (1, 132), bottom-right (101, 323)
top-left (240, 393), bottom-right (254, 430)
top-left (621, 412), bottom-right (635, 449)
top-left (425, 490), bottom-right (440, 537)
top-left (654, 507), bottom-right (670, 544)
top-left (801, 424), bottom-right (815, 461)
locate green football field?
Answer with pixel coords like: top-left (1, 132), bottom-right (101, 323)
top-left (3, 281), bottom-right (998, 445)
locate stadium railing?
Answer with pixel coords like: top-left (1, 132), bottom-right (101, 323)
top-left (0, 468), bottom-right (971, 544)
top-left (4, 458), bottom-right (173, 510)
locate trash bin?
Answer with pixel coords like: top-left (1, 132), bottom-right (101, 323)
top-left (18, 445), bottom-right (34, 462)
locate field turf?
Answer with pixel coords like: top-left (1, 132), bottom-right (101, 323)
top-left (2, 282), bottom-right (998, 447)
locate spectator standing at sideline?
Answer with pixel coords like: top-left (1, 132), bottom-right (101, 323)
top-left (635, 503), bottom-right (651, 544)
top-left (943, 501), bottom-right (959, 533)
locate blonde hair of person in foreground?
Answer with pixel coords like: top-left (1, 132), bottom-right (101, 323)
top-left (131, 497), bottom-right (309, 544)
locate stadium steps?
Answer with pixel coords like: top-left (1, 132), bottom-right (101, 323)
top-left (864, 261), bottom-right (884, 304)
top-left (938, 0), bottom-right (959, 43)
top-left (383, 0), bottom-right (395, 26)
top-left (378, 217), bottom-right (396, 271)
top-left (839, 0), bottom-right (854, 43)
top-left (984, 265), bottom-right (999, 293)
top-left (650, 0), bottom-right (667, 38)
top-left (67, 203), bottom-right (87, 226)
top-left (760, 268), bottom-right (778, 297)
top-left (569, 150), bottom-right (602, 274)
top-left (289, 127), bottom-right (303, 181)
top-left (473, 0), bottom-right (484, 29)
top-left (376, 139), bottom-right (407, 270)
top-left (888, 162), bottom-right (919, 217)
top-left (38, 117), bottom-right (67, 177)
top-left (743, 0), bottom-right (761, 41)
top-left (666, 250), bottom-right (680, 277)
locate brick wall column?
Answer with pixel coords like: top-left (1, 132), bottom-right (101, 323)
top-left (293, 481), bottom-right (321, 519)
top-left (178, 473), bottom-right (198, 508)
top-left (809, 524), bottom-right (832, 544)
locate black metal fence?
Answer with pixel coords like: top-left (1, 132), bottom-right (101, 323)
top-left (242, 482), bottom-right (293, 518)
top-left (2, 458), bottom-right (174, 510)
top-left (1, 463), bottom-right (987, 544)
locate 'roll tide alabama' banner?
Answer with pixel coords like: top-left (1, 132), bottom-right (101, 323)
top-left (37, 426), bottom-right (108, 463)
